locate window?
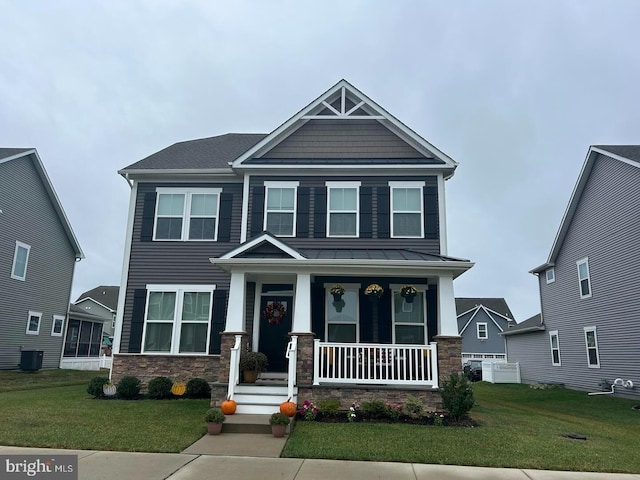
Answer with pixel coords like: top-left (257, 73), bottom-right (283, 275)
top-left (154, 188), bottom-right (221, 241)
top-left (577, 258), bottom-right (591, 298)
top-left (389, 181), bottom-right (424, 238)
top-left (26, 311), bottom-right (42, 335)
top-left (63, 320), bottom-right (103, 357)
top-left (11, 241), bottom-right (31, 281)
top-left (325, 286), bottom-right (358, 342)
top-left (549, 330), bottom-right (561, 365)
top-left (584, 326), bottom-right (600, 368)
top-left (392, 288), bottom-right (426, 344)
top-left (142, 285), bottom-right (213, 354)
top-left (264, 182), bottom-right (298, 236)
top-left (51, 315), bottom-right (65, 336)
top-left (477, 323), bottom-right (488, 340)
top-left (326, 182), bottom-right (360, 237)
top-left (546, 268), bottom-right (555, 284)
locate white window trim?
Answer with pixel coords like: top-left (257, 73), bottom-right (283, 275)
top-left (388, 181), bottom-right (425, 238)
top-left (141, 284), bottom-right (215, 355)
top-left (153, 187), bottom-right (222, 242)
top-left (477, 322), bottom-right (488, 340)
top-left (324, 283), bottom-right (360, 342)
top-left (263, 181), bottom-right (299, 237)
top-left (583, 326), bottom-right (600, 368)
top-left (26, 311), bottom-right (42, 335)
top-left (546, 267), bottom-right (555, 284)
top-left (11, 241), bottom-right (31, 281)
top-left (549, 330), bottom-right (561, 366)
top-left (391, 285), bottom-right (427, 344)
top-left (51, 315), bottom-right (65, 337)
top-left (325, 181), bottom-right (361, 238)
top-left (576, 257), bottom-right (592, 299)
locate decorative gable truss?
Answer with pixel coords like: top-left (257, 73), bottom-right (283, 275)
top-left (458, 305), bottom-right (512, 335)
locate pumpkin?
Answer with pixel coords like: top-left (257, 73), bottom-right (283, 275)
top-left (280, 398), bottom-right (296, 417)
top-left (221, 398), bottom-right (237, 415)
top-left (171, 382), bottom-right (186, 396)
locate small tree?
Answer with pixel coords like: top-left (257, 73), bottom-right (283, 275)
top-left (440, 373), bottom-right (475, 421)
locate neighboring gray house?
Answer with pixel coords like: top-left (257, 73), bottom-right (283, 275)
top-left (0, 148), bottom-right (84, 370)
top-left (456, 298), bottom-right (515, 363)
top-left (504, 146), bottom-right (640, 397)
top-left (112, 79), bottom-right (474, 413)
top-left (73, 285), bottom-right (119, 338)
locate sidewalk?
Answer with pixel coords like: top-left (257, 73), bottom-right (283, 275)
top-left (1, 446), bottom-right (639, 480)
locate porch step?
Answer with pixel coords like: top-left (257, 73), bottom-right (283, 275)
top-left (232, 384), bottom-right (297, 415)
top-left (222, 414), bottom-right (273, 434)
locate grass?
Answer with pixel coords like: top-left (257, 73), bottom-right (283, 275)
top-left (282, 382), bottom-right (640, 473)
top-left (0, 370), bottom-right (209, 452)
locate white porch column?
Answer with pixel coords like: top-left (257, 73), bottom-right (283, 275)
top-left (437, 275), bottom-right (459, 336)
top-left (224, 271), bottom-right (246, 332)
top-left (292, 273), bottom-right (312, 333)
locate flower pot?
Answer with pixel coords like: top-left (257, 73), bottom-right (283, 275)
top-left (403, 293), bottom-right (416, 304)
top-left (332, 299), bottom-right (345, 312)
top-left (332, 293), bottom-right (343, 302)
top-left (207, 422), bottom-right (223, 435)
top-left (243, 369), bottom-right (259, 384)
top-left (271, 424), bottom-right (287, 438)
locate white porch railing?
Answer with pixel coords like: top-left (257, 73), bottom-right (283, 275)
top-left (227, 335), bottom-right (242, 400)
top-left (313, 340), bottom-right (439, 387)
top-left (285, 335), bottom-right (298, 400)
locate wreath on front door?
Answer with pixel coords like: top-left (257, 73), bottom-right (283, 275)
top-left (263, 301), bottom-right (286, 325)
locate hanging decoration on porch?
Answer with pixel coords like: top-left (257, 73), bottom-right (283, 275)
top-left (263, 301), bottom-right (286, 325)
top-left (330, 284), bottom-right (345, 302)
top-left (364, 283), bottom-right (384, 300)
top-left (400, 285), bottom-right (418, 303)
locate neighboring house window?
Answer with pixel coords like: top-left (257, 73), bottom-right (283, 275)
top-left (154, 188), bottom-right (221, 241)
top-left (26, 311), bottom-right (42, 335)
top-left (546, 268), bottom-right (555, 284)
top-left (51, 315), bottom-right (65, 337)
top-left (325, 286), bottom-right (359, 342)
top-left (392, 288), bottom-right (426, 344)
top-left (584, 326), bottom-right (600, 368)
top-left (549, 330), bottom-right (561, 366)
top-left (477, 323), bottom-right (488, 340)
top-left (11, 241), bottom-right (31, 281)
top-left (576, 258), bottom-right (592, 298)
top-left (63, 320), bottom-right (103, 357)
top-left (326, 181), bottom-right (360, 237)
top-left (142, 285), bottom-right (213, 354)
top-left (389, 181), bottom-right (424, 238)
top-left (264, 181), bottom-right (298, 237)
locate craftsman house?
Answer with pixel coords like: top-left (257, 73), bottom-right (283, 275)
top-left (112, 80), bottom-right (473, 412)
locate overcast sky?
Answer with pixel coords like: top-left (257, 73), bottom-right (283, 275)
top-left (2, 1), bottom-right (639, 322)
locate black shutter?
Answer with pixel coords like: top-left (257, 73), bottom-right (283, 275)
top-left (128, 289), bottom-right (147, 353)
top-left (209, 289), bottom-right (228, 354)
top-left (311, 284), bottom-right (325, 340)
top-left (359, 296), bottom-right (373, 342)
top-left (360, 186), bottom-right (372, 238)
top-left (426, 287), bottom-right (437, 343)
top-left (140, 192), bottom-right (157, 242)
top-left (297, 186), bottom-right (310, 238)
top-left (250, 186), bottom-right (265, 237)
top-left (314, 187), bottom-right (327, 238)
top-left (424, 186), bottom-right (439, 239)
top-left (377, 187), bottom-right (390, 238)
top-left (377, 292), bottom-right (392, 344)
top-left (217, 192), bottom-right (233, 242)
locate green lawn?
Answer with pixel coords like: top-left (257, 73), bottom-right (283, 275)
top-left (282, 383), bottom-right (640, 473)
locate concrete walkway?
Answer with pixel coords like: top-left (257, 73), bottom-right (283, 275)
top-left (1, 446), bottom-right (639, 480)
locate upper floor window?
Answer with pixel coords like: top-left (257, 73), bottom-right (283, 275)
top-left (584, 326), bottom-right (600, 368)
top-left (154, 188), bottom-right (221, 241)
top-left (549, 330), bottom-right (561, 366)
top-left (576, 258), bottom-right (591, 298)
top-left (389, 181), bottom-right (424, 238)
top-left (326, 181), bottom-right (360, 237)
top-left (11, 241), bottom-right (31, 281)
top-left (477, 323), bottom-right (488, 340)
top-left (26, 311), bottom-right (42, 335)
top-left (51, 315), bottom-right (65, 337)
top-left (264, 181), bottom-right (298, 237)
top-left (545, 268), bottom-right (555, 284)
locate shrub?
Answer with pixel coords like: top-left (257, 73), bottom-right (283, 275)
top-left (87, 376), bottom-right (110, 398)
top-left (205, 408), bottom-right (225, 423)
top-left (269, 412), bottom-right (290, 425)
top-left (404, 395), bottom-right (424, 420)
top-left (147, 376), bottom-right (173, 399)
top-left (440, 373), bottom-right (475, 421)
top-left (361, 400), bottom-right (388, 420)
top-left (186, 378), bottom-right (211, 399)
top-left (386, 403), bottom-right (403, 421)
top-left (116, 375), bottom-right (141, 399)
top-left (317, 399), bottom-right (341, 415)
top-left (298, 400), bottom-right (318, 421)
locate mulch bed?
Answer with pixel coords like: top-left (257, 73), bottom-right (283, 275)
top-left (296, 412), bottom-right (477, 427)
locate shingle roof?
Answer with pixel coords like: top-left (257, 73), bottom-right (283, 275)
top-left (593, 145), bottom-right (640, 163)
top-left (120, 134), bottom-right (267, 171)
top-left (455, 298), bottom-right (514, 319)
top-left (0, 148), bottom-right (32, 160)
top-left (75, 286), bottom-right (120, 311)
top-left (501, 313), bottom-right (544, 336)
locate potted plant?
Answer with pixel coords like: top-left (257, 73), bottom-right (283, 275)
top-left (204, 408), bottom-right (226, 435)
top-left (239, 351), bottom-right (268, 383)
top-left (364, 283), bottom-right (384, 301)
top-left (269, 412), bottom-right (290, 437)
top-left (400, 285), bottom-right (418, 303)
top-left (329, 284), bottom-right (345, 301)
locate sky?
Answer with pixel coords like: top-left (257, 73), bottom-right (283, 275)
top-left (2, 1), bottom-right (639, 322)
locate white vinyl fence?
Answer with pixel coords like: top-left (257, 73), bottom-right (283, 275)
top-left (482, 361), bottom-right (521, 384)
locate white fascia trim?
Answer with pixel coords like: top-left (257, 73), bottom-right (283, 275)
top-left (240, 174), bottom-right (250, 243)
top-left (456, 307), bottom-right (479, 319)
top-left (118, 168), bottom-right (235, 176)
top-left (76, 298), bottom-right (116, 313)
top-left (481, 307), bottom-right (505, 332)
top-left (482, 306), bottom-right (513, 324)
top-left (591, 147), bottom-right (640, 169)
top-left (437, 173), bottom-right (448, 255)
top-left (218, 233), bottom-right (305, 260)
top-left (459, 306), bottom-right (480, 334)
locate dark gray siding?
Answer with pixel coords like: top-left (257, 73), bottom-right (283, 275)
top-left (529, 154), bottom-right (640, 396)
top-left (0, 156), bottom-right (76, 369)
top-left (458, 309), bottom-right (508, 355)
top-left (261, 119), bottom-right (427, 159)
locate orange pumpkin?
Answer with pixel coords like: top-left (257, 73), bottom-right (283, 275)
top-left (171, 382), bottom-right (186, 396)
top-left (280, 398), bottom-right (296, 417)
top-left (221, 398), bottom-right (237, 415)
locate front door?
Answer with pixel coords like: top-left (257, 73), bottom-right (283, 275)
top-left (258, 295), bottom-right (293, 372)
